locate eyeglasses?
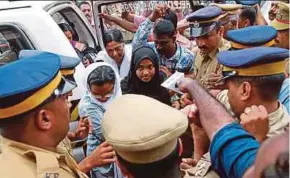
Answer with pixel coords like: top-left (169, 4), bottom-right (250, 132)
top-left (92, 93), bottom-right (114, 99)
top-left (91, 89), bottom-right (114, 99)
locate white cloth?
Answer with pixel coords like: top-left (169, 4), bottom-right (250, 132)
top-left (94, 45), bottom-right (132, 80)
top-left (82, 62), bottom-right (122, 110)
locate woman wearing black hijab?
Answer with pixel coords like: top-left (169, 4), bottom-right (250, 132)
top-left (121, 45), bottom-right (171, 105)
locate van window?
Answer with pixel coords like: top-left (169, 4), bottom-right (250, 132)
top-left (52, 7), bottom-right (96, 49)
top-left (0, 25), bottom-right (33, 65)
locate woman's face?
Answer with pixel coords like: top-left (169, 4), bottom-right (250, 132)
top-left (136, 58), bottom-right (156, 82)
top-left (90, 82), bottom-right (114, 102)
top-left (64, 30), bottom-right (73, 41)
top-left (105, 41), bottom-right (124, 65)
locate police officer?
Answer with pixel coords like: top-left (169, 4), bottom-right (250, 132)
top-left (19, 50), bottom-right (87, 158)
top-left (210, 3), bottom-right (242, 36)
top-left (225, 25), bottom-right (277, 50)
top-left (223, 26), bottom-right (289, 113)
top-left (102, 94), bottom-right (188, 178)
top-left (0, 52), bottom-right (88, 177)
top-left (271, 1), bottom-right (289, 49)
top-left (216, 47), bottom-right (289, 138)
top-left (17, 50), bottom-right (115, 174)
top-left (186, 6), bottom-right (231, 89)
top-left (182, 47), bottom-right (290, 177)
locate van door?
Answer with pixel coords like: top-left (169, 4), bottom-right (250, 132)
top-left (0, 24), bottom-right (34, 65)
top-left (47, 2), bottom-right (100, 52)
top-left (0, 5), bottom-right (78, 57)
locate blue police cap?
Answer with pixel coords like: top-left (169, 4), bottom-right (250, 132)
top-left (217, 47), bottom-right (289, 80)
top-left (19, 50), bottom-right (81, 76)
top-left (0, 52), bottom-right (76, 119)
top-left (234, 0), bottom-right (261, 6)
top-left (226, 26), bottom-right (277, 49)
top-left (186, 6), bottom-right (223, 38)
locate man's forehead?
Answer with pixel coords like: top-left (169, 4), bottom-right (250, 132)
top-left (153, 34), bottom-right (173, 41)
top-left (81, 4), bottom-right (91, 9)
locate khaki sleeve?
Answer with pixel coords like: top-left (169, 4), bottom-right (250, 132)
top-left (216, 90), bottom-right (235, 117)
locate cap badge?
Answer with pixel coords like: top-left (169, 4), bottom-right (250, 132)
top-left (193, 21), bottom-right (199, 28)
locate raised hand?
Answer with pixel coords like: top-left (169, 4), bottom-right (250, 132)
top-left (240, 105), bottom-right (269, 143)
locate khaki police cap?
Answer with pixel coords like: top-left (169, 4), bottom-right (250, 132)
top-left (102, 94), bottom-right (188, 164)
top-left (271, 2), bottom-right (289, 30)
top-left (210, 3), bottom-right (242, 15)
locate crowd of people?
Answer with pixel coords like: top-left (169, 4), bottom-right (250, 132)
top-left (0, 0), bottom-right (289, 178)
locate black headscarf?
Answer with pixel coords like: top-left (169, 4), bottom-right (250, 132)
top-left (121, 45), bottom-right (171, 105)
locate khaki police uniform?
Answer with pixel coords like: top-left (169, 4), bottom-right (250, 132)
top-left (0, 137), bottom-right (88, 178)
top-left (182, 92), bottom-right (289, 178)
top-left (217, 90), bottom-right (289, 137)
top-left (193, 38), bottom-right (231, 87)
top-left (59, 136), bottom-right (74, 158)
top-left (185, 5), bottom-right (231, 88)
top-left (183, 46), bottom-right (290, 178)
top-left (18, 50), bottom-right (83, 159)
top-left (271, 2), bottom-right (289, 31)
top-left (210, 3), bottom-right (242, 32)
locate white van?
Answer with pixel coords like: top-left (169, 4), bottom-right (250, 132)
top-left (0, 0), bottom-right (102, 162)
top-left (0, 1), bottom-right (102, 105)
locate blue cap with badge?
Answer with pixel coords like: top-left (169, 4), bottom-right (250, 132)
top-left (19, 50), bottom-right (81, 77)
top-left (0, 52), bottom-right (76, 119)
top-left (217, 47), bottom-right (289, 81)
top-left (186, 6), bottom-right (223, 38)
top-left (226, 26), bottom-right (277, 50)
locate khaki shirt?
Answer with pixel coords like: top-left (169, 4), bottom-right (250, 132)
top-left (0, 137), bottom-right (88, 178)
top-left (217, 90), bottom-right (289, 137)
top-left (59, 136), bottom-right (74, 158)
top-left (183, 91), bottom-right (289, 178)
top-left (193, 38), bottom-right (231, 87)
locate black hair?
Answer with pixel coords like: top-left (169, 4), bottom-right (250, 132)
top-left (103, 28), bottom-right (124, 47)
top-left (230, 73), bottom-right (285, 102)
top-left (78, 1), bottom-right (91, 8)
top-left (117, 143), bottom-right (180, 178)
top-left (214, 0), bottom-right (226, 3)
top-left (240, 7), bottom-right (257, 26)
top-left (58, 23), bottom-right (73, 33)
top-left (88, 65), bottom-right (115, 87)
top-left (153, 19), bottom-right (176, 37)
top-left (163, 10), bottom-right (178, 29)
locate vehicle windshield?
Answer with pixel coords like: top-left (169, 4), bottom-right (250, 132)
top-left (96, 1), bottom-right (194, 44)
top-left (94, 0), bottom-right (270, 46)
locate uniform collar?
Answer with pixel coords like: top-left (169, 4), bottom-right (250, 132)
top-left (1, 136), bottom-right (66, 159)
top-left (200, 38), bottom-right (231, 60)
top-left (210, 38), bottom-right (231, 59)
top-left (268, 102), bottom-right (289, 137)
